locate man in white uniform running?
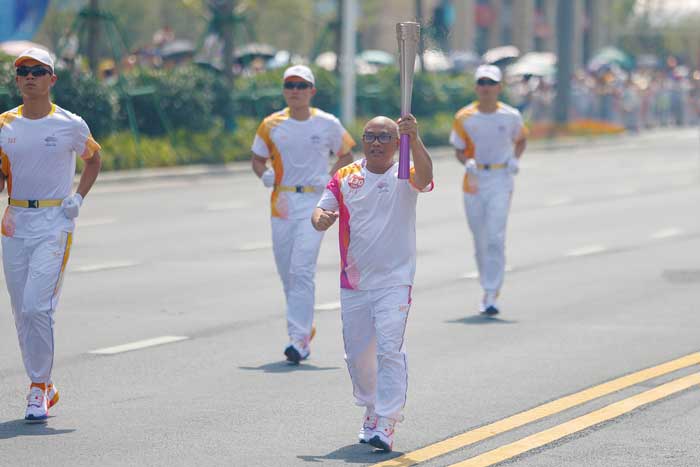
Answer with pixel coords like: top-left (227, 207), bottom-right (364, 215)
top-left (312, 115), bottom-right (433, 452)
top-left (251, 65), bottom-right (355, 364)
top-left (0, 48), bottom-right (102, 422)
top-left (450, 64), bottom-right (527, 316)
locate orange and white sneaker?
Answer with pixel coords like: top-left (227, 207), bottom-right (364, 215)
top-left (25, 386), bottom-right (48, 423)
top-left (369, 417), bottom-right (396, 452)
top-left (358, 408), bottom-right (378, 444)
top-left (47, 384), bottom-right (59, 409)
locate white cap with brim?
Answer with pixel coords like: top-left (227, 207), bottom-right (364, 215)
top-left (283, 65), bottom-right (315, 86)
top-left (14, 48), bottom-right (54, 72)
top-left (474, 64), bottom-right (502, 82)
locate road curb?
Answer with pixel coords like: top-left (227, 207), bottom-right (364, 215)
top-left (87, 130), bottom-right (661, 185)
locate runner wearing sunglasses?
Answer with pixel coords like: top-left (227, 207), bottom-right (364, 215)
top-left (449, 64), bottom-right (528, 316)
top-left (0, 48), bottom-right (101, 422)
top-left (251, 65), bottom-right (355, 364)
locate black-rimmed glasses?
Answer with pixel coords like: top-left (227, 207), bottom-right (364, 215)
top-left (16, 66), bottom-right (52, 77)
top-left (362, 133), bottom-right (393, 144)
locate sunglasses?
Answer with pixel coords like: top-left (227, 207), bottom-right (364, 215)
top-left (362, 133), bottom-right (394, 144)
top-left (477, 78), bottom-right (499, 86)
top-left (283, 81), bottom-right (312, 90)
top-left (16, 66), bottom-right (52, 77)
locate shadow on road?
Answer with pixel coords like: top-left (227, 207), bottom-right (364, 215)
top-left (0, 418), bottom-right (75, 439)
top-left (297, 443), bottom-right (404, 464)
top-left (446, 315), bottom-right (518, 325)
top-left (238, 361), bottom-right (341, 373)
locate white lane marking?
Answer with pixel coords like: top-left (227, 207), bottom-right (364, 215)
top-left (315, 301), bottom-right (341, 311)
top-left (651, 228), bottom-right (683, 240)
top-left (234, 242), bottom-right (272, 251)
top-left (89, 336), bottom-right (189, 355)
top-left (462, 265), bottom-right (513, 279)
top-left (614, 187), bottom-right (638, 196)
top-left (90, 181), bottom-right (191, 194)
top-left (72, 261), bottom-right (140, 273)
top-left (206, 201), bottom-right (248, 211)
top-left (566, 245), bottom-right (607, 257)
top-left (79, 217), bottom-right (117, 227)
top-left (545, 196), bottom-right (572, 207)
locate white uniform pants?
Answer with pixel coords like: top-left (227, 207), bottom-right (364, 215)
top-left (340, 285), bottom-right (411, 422)
top-left (463, 173), bottom-right (513, 294)
top-left (2, 231), bottom-right (72, 384)
top-left (271, 217), bottom-right (323, 344)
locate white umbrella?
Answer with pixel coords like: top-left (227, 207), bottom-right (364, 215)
top-left (0, 40), bottom-right (50, 57)
top-left (506, 52), bottom-right (556, 77)
top-left (483, 45), bottom-right (520, 65)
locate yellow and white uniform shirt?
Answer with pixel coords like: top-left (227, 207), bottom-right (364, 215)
top-left (252, 107), bottom-right (355, 220)
top-left (0, 104), bottom-right (101, 237)
top-left (318, 159), bottom-right (434, 290)
top-left (449, 102), bottom-right (527, 192)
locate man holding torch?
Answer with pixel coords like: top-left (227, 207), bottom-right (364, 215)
top-left (312, 114), bottom-right (433, 452)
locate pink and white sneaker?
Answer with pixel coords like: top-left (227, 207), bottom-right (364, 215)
top-left (358, 408), bottom-right (378, 444)
top-left (25, 386), bottom-right (48, 423)
top-left (369, 416), bottom-right (396, 452)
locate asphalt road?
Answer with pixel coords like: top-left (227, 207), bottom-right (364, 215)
top-left (0, 128), bottom-right (699, 467)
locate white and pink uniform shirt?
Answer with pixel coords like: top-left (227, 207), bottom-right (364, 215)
top-left (317, 159), bottom-right (433, 290)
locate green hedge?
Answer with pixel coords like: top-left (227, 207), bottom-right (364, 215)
top-left (1, 51), bottom-right (475, 170)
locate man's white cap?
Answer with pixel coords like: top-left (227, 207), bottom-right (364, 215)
top-left (283, 65), bottom-right (315, 86)
top-left (14, 48), bottom-right (54, 72)
top-left (474, 64), bottom-right (502, 82)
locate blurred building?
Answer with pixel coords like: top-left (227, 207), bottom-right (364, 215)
top-left (363, 0), bottom-right (618, 67)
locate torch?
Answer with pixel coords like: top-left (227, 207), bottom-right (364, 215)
top-left (396, 21), bottom-right (420, 180)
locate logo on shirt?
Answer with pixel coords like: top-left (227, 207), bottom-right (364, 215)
top-left (347, 174), bottom-right (365, 189)
top-left (498, 125), bottom-right (506, 133)
top-left (310, 134), bottom-right (322, 145)
top-left (377, 180), bottom-right (389, 193)
top-left (44, 135), bottom-right (58, 147)
top-left (6, 137), bottom-right (16, 144)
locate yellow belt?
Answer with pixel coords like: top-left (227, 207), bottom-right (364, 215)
top-left (477, 163), bottom-right (507, 170)
top-left (275, 185), bottom-right (316, 193)
top-left (8, 198), bottom-right (62, 208)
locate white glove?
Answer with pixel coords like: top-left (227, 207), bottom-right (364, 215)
top-left (261, 169), bottom-right (275, 188)
top-left (465, 159), bottom-right (478, 175)
top-left (507, 157), bottom-right (520, 175)
top-left (62, 193), bottom-right (83, 219)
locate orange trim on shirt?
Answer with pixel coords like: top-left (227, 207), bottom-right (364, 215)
top-left (256, 110), bottom-right (291, 218)
top-left (80, 135), bottom-right (101, 160)
top-left (338, 131), bottom-right (356, 157)
top-left (453, 104), bottom-right (478, 158)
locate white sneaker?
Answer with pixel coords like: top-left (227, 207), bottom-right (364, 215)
top-left (284, 326), bottom-right (315, 364)
top-left (369, 416), bottom-right (396, 452)
top-left (47, 383), bottom-right (59, 409)
top-left (358, 408), bottom-right (378, 444)
top-left (25, 386), bottom-right (48, 423)
top-left (284, 341), bottom-right (310, 364)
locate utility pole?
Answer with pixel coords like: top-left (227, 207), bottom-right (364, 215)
top-left (554, 0), bottom-right (573, 126)
top-left (211, 0), bottom-right (235, 88)
top-left (86, 0), bottom-right (100, 75)
top-left (340, 0), bottom-right (356, 125)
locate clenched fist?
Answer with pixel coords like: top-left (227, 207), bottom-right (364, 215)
top-left (312, 208), bottom-right (339, 231)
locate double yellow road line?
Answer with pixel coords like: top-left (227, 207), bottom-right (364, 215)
top-left (371, 352), bottom-right (700, 467)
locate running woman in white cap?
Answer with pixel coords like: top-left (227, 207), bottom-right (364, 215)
top-left (251, 65), bottom-right (355, 364)
top-left (450, 64), bottom-right (527, 316)
top-left (0, 48), bottom-right (102, 422)
top-left (312, 115), bottom-right (433, 452)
